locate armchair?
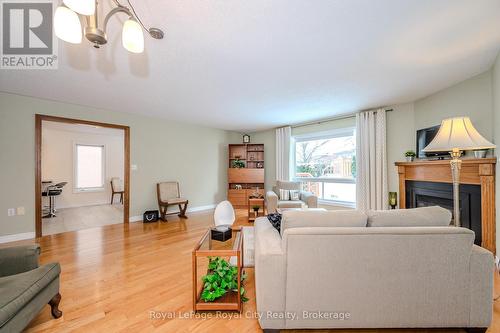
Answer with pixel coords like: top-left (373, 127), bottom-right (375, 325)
top-left (0, 245), bottom-right (62, 332)
top-left (266, 181), bottom-right (318, 213)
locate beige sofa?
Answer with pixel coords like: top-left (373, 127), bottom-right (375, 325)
top-left (266, 181), bottom-right (318, 213)
top-left (254, 207), bottom-right (493, 332)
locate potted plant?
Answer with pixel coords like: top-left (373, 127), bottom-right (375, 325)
top-left (231, 159), bottom-right (245, 168)
top-left (405, 150), bottom-right (416, 162)
top-left (252, 205), bottom-right (260, 218)
top-left (201, 257), bottom-right (248, 303)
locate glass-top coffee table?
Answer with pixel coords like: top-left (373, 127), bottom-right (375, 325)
top-left (192, 226), bottom-right (243, 312)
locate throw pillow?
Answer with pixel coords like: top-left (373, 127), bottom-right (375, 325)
top-left (289, 190), bottom-right (300, 201)
top-left (267, 213), bottom-right (282, 233)
top-left (279, 189), bottom-right (290, 201)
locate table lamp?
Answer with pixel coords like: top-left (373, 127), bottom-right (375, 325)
top-left (423, 117), bottom-right (495, 227)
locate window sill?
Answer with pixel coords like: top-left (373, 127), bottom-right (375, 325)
top-left (318, 199), bottom-right (356, 209)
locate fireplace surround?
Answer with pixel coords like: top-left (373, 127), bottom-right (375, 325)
top-left (396, 158), bottom-right (496, 253)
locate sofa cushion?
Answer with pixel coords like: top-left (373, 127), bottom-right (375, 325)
top-left (0, 263), bottom-right (60, 327)
top-left (367, 206), bottom-right (452, 227)
top-left (281, 210), bottom-right (367, 234)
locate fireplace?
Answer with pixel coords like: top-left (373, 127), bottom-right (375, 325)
top-left (405, 180), bottom-right (482, 246)
top-left (396, 158), bottom-right (496, 253)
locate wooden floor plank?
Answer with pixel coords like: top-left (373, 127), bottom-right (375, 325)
top-left (1, 209), bottom-right (497, 332)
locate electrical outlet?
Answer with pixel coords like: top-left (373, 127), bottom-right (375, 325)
top-left (7, 208), bottom-right (16, 216)
top-left (495, 256), bottom-right (500, 271)
top-left (131, 164), bottom-right (138, 171)
top-left (17, 207), bottom-right (25, 216)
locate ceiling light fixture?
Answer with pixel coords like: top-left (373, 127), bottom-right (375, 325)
top-left (54, 0), bottom-right (164, 53)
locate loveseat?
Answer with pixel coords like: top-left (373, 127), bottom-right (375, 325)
top-left (254, 207), bottom-right (493, 332)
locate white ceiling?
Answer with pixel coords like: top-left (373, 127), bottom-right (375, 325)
top-left (1, 0), bottom-right (500, 132)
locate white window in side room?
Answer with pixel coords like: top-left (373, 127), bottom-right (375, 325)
top-left (74, 143), bottom-right (105, 192)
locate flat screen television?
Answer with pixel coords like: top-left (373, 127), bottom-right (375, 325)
top-left (416, 125), bottom-right (449, 159)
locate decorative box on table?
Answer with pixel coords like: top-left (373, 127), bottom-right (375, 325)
top-left (211, 226), bottom-right (232, 242)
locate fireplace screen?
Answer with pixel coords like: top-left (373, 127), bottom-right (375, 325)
top-left (406, 180), bottom-right (481, 246)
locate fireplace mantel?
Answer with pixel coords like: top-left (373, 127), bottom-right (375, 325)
top-left (395, 158), bottom-right (496, 253)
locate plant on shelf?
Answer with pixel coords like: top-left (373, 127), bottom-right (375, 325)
top-left (201, 257), bottom-right (248, 303)
top-left (405, 150), bottom-right (416, 162)
top-left (232, 159), bottom-right (245, 168)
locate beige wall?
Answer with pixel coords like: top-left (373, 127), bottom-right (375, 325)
top-left (386, 70), bottom-right (495, 203)
top-left (386, 103), bottom-right (415, 196)
top-left (414, 70), bottom-right (494, 141)
top-left (493, 52), bottom-right (500, 256)
top-left (42, 125), bottom-right (124, 209)
top-left (0, 92), bottom-right (231, 237)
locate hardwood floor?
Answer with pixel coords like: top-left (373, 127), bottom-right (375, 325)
top-left (3, 209), bottom-right (499, 332)
top-left (42, 204), bottom-right (123, 236)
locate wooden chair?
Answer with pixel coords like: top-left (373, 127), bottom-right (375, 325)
top-left (110, 177), bottom-right (124, 204)
top-left (157, 182), bottom-right (189, 221)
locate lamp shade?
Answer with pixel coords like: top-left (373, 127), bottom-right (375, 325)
top-left (423, 117), bottom-right (495, 152)
top-left (54, 6), bottom-right (82, 44)
top-left (122, 19), bottom-right (144, 53)
top-left (63, 0), bottom-right (95, 16)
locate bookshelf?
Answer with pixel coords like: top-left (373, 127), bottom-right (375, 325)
top-left (228, 144), bottom-right (265, 208)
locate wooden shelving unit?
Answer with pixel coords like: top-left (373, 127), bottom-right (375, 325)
top-left (228, 144), bottom-right (265, 208)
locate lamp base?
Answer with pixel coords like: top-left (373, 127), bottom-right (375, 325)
top-left (449, 149), bottom-right (462, 227)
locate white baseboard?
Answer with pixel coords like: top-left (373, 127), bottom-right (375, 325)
top-left (188, 204), bottom-right (216, 212)
top-left (128, 204), bottom-right (216, 223)
top-left (0, 232), bottom-right (36, 244)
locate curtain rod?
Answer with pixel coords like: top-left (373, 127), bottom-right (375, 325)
top-left (290, 108), bottom-right (393, 129)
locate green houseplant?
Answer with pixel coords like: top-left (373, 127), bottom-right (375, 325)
top-left (405, 150), bottom-right (416, 162)
top-left (201, 257), bottom-right (248, 303)
top-left (231, 159), bottom-right (245, 168)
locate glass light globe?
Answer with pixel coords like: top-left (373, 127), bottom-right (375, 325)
top-left (63, 0), bottom-right (95, 16)
top-left (54, 6), bottom-right (82, 44)
top-left (122, 19), bottom-right (144, 53)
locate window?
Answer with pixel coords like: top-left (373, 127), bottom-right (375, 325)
top-left (292, 128), bottom-right (356, 206)
top-left (74, 144), bottom-right (105, 192)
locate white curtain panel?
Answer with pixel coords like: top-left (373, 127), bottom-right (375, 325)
top-left (356, 109), bottom-right (388, 211)
top-left (276, 126), bottom-right (291, 181)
